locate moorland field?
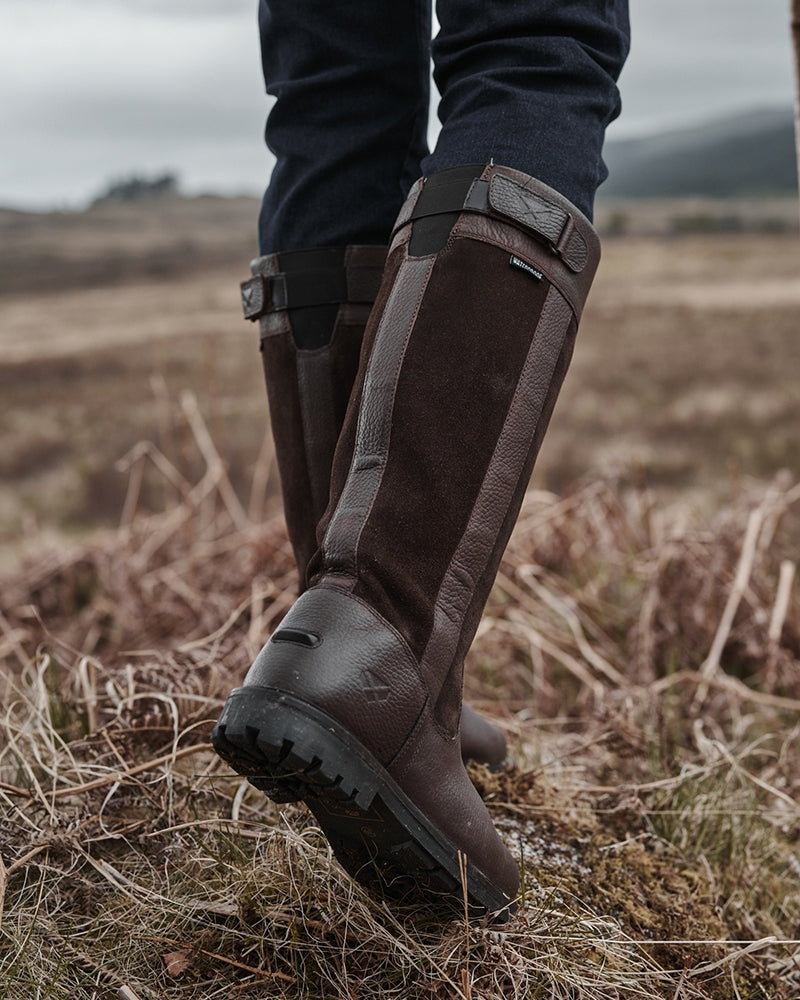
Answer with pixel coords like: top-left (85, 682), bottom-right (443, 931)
top-left (1, 195), bottom-right (799, 999)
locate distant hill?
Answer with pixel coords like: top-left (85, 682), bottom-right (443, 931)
top-left (602, 107), bottom-right (798, 198)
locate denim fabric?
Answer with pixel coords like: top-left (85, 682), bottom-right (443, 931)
top-left (258, 0), bottom-right (630, 254)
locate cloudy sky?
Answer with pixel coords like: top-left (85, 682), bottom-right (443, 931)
top-left (1, 0), bottom-right (796, 209)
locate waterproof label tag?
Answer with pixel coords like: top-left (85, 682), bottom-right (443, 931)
top-left (509, 255), bottom-right (543, 281)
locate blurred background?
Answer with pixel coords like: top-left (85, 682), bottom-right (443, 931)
top-left (1, 0), bottom-right (799, 574)
top-left (1, 0), bottom-right (796, 207)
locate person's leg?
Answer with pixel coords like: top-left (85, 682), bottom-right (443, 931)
top-left (427, 0), bottom-right (630, 219)
top-left (251, 0), bottom-right (429, 571)
top-left (257, 0), bottom-right (431, 254)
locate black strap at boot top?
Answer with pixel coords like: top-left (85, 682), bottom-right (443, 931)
top-left (240, 246), bottom-right (384, 321)
top-left (407, 167), bottom-right (589, 273)
top-left (407, 164), bottom-right (486, 256)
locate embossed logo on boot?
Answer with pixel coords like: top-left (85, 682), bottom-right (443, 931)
top-left (240, 277), bottom-right (265, 319)
top-left (362, 665), bottom-right (391, 702)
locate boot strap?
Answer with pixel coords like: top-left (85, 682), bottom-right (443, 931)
top-left (241, 252), bottom-right (385, 321)
top-left (406, 171), bottom-right (589, 273)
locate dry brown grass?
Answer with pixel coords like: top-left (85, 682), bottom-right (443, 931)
top-left (1, 401), bottom-right (799, 998)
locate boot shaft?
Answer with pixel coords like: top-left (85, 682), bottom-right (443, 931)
top-left (313, 164), bottom-right (600, 726)
top-left (241, 245), bottom-right (387, 582)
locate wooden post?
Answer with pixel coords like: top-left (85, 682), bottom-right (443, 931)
top-left (793, 0), bottom-right (800, 215)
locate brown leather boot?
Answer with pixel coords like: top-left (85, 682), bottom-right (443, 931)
top-left (241, 245), bottom-right (386, 585)
top-left (242, 244), bottom-right (507, 767)
top-left (215, 163), bottom-right (601, 916)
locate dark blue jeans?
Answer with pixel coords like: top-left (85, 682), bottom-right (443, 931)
top-left (258, 0), bottom-right (630, 254)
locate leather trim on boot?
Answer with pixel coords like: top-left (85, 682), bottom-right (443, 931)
top-left (322, 255), bottom-right (436, 581)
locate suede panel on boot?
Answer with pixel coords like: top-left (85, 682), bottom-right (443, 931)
top-left (456, 317), bottom-right (578, 665)
top-left (439, 313), bottom-right (579, 731)
top-left (419, 289), bottom-right (575, 727)
top-left (352, 237), bottom-right (552, 662)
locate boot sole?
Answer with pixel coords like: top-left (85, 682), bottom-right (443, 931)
top-left (212, 685), bottom-right (516, 919)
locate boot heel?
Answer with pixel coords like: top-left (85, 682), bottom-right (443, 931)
top-left (212, 685), bottom-right (379, 806)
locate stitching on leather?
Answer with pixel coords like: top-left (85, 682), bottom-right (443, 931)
top-left (390, 698), bottom-right (457, 783)
top-left (489, 174), bottom-right (589, 272)
top-left (385, 695), bottom-right (430, 777)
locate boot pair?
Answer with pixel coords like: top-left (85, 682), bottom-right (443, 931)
top-left (214, 163), bottom-right (600, 916)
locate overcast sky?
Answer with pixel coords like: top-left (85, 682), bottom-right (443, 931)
top-left (1, 0), bottom-right (796, 210)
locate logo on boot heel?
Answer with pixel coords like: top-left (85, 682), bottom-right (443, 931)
top-left (362, 665), bottom-right (391, 703)
top-left (509, 255), bottom-right (543, 281)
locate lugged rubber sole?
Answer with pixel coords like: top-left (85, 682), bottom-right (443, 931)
top-left (212, 685), bottom-right (516, 919)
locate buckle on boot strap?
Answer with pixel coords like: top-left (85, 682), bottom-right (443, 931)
top-left (241, 262), bottom-right (385, 321)
top-left (241, 268), bottom-right (346, 320)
